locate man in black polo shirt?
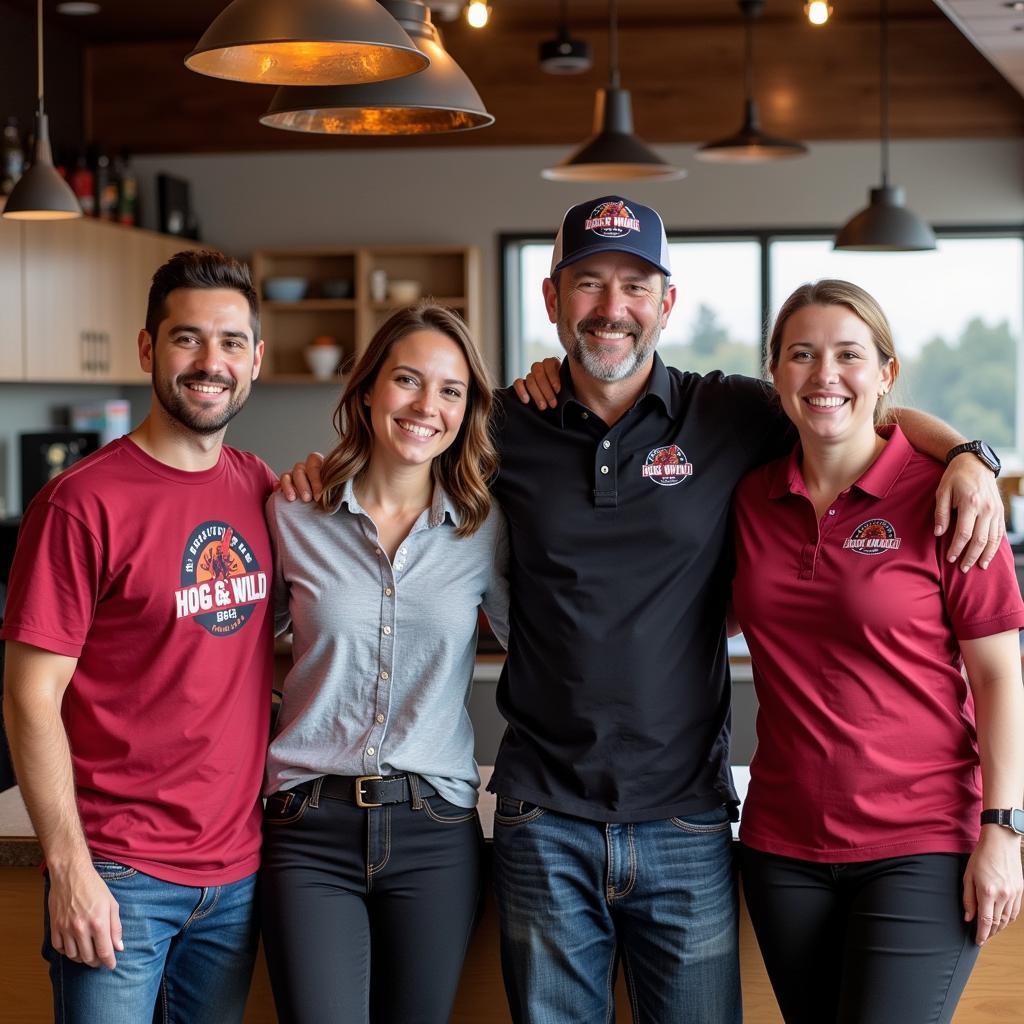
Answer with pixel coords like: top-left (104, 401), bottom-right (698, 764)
top-left (485, 195), bottom-right (1004, 1024)
top-left (279, 196), bottom-right (1003, 1024)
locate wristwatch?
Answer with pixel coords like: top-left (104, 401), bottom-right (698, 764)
top-left (945, 440), bottom-right (1001, 477)
top-left (980, 808), bottom-right (1024, 835)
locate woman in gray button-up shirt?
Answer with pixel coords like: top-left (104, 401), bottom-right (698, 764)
top-left (261, 302), bottom-right (509, 1024)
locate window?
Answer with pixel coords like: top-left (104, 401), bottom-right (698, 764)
top-left (502, 229), bottom-right (1024, 461)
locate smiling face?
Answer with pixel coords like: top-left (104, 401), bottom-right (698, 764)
top-left (543, 252), bottom-right (675, 383)
top-left (141, 287), bottom-right (263, 438)
top-left (363, 329), bottom-right (471, 474)
top-left (772, 303), bottom-right (893, 448)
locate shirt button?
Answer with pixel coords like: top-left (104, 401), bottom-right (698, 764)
top-left (600, 465), bottom-right (609, 475)
top-left (366, 747), bottom-right (375, 756)
top-left (374, 547), bottom-right (381, 556)
top-left (400, 546), bottom-right (407, 555)
top-left (383, 626), bottom-right (391, 635)
top-left (602, 439), bottom-right (611, 449)
top-left (384, 587), bottom-right (392, 596)
top-left (581, 411), bottom-right (589, 420)
top-left (375, 714), bottom-right (385, 724)
top-left (380, 670), bottom-right (389, 680)
top-left (828, 509), bottom-right (836, 516)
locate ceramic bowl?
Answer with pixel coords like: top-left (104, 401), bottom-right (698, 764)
top-left (387, 279), bottom-right (422, 304)
top-left (264, 277), bottom-right (308, 302)
top-left (305, 345), bottom-right (341, 380)
top-left (320, 278), bottom-right (352, 299)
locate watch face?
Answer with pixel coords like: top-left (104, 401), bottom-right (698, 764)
top-left (1012, 808), bottom-right (1024, 835)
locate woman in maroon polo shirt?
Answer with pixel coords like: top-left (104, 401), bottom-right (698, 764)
top-left (731, 279), bottom-right (1024, 1024)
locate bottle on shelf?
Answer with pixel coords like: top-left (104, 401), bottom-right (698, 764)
top-left (69, 151), bottom-right (96, 216)
top-left (115, 151), bottom-right (137, 227)
top-left (94, 148), bottom-right (118, 221)
top-left (1, 116), bottom-right (24, 197)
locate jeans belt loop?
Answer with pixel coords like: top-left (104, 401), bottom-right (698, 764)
top-left (309, 775), bottom-right (324, 809)
top-left (408, 772), bottom-right (424, 810)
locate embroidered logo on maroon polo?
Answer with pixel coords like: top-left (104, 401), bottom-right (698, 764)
top-left (842, 518), bottom-right (901, 556)
top-left (584, 200), bottom-right (641, 238)
top-left (642, 444), bottom-right (693, 486)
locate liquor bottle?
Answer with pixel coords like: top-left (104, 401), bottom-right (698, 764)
top-left (1, 117), bottom-right (24, 196)
top-left (69, 152), bottom-right (95, 216)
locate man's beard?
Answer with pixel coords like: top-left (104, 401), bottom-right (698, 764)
top-left (558, 315), bottom-right (660, 383)
top-left (155, 372), bottom-right (249, 435)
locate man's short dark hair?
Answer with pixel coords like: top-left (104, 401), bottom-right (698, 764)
top-left (145, 250), bottom-right (260, 342)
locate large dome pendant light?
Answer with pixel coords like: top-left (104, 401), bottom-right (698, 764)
top-left (696, 0), bottom-right (807, 164)
top-left (261, 0), bottom-right (493, 135)
top-left (542, 0), bottom-right (684, 182)
top-left (834, 0), bottom-right (935, 251)
top-left (3, 0), bottom-right (81, 220)
top-left (185, 0), bottom-right (428, 87)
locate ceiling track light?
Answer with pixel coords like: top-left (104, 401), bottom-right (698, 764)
top-left (805, 1), bottom-right (833, 26)
top-left (185, 0), bottom-right (429, 86)
top-left (542, 0), bottom-right (684, 182)
top-left (539, 0), bottom-right (592, 74)
top-left (261, 0), bottom-right (493, 135)
top-left (696, 0), bottom-right (808, 164)
top-left (464, 2), bottom-right (491, 29)
top-left (834, 0), bottom-right (935, 251)
top-left (3, 0), bottom-right (82, 221)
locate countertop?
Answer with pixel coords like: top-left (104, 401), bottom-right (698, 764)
top-left (0, 766), bottom-right (753, 865)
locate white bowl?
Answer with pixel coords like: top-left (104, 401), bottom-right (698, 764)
top-left (305, 345), bottom-right (341, 380)
top-left (387, 279), bottom-right (422, 304)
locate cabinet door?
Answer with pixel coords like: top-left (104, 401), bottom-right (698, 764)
top-left (0, 218), bottom-right (23, 380)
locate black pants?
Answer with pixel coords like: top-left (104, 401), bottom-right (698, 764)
top-left (739, 846), bottom-right (979, 1024)
top-left (260, 777), bottom-right (483, 1024)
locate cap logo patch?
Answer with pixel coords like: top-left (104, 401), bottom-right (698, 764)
top-left (642, 445), bottom-right (693, 486)
top-left (843, 518), bottom-right (901, 555)
top-left (585, 200), bottom-right (640, 238)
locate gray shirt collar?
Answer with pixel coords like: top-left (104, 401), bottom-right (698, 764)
top-left (336, 476), bottom-right (460, 529)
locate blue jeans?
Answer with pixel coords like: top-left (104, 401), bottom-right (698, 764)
top-left (42, 861), bottom-right (258, 1024)
top-left (492, 798), bottom-right (740, 1024)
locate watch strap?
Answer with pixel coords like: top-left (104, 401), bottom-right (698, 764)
top-left (980, 808), bottom-right (1024, 835)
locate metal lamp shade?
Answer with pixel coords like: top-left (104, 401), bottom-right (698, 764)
top-left (261, 3), bottom-right (492, 134)
top-left (834, 185), bottom-right (936, 251)
top-left (185, 0), bottom-right (428, 86)
top-left (3, 113), bottom-right (81, 220)
top-left (542, 88), bottom-right (685, 182)
top-left (696, 100), bottom-right (807, 164)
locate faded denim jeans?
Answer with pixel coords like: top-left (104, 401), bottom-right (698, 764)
top-left (492, 799), bottom-right (741, 1024)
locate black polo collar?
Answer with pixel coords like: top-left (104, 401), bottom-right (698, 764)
top-left (556, 352), bottom-right (676, 428)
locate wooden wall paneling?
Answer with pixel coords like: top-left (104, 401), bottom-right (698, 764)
top-left (0, 219), bottom-right (24, 381)
top-left (83, 15), bottom-right (1024, 156)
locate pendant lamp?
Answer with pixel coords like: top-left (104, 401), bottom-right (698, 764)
top-left (542, 0), bottom-right (684, 182)
top-left (3, 0), bottom-right (81, 221)
top-left (185, 0), bottom-right (428, 87)
top-left (696, 0), bottom-right (807, 164)
top-left (539, 0), bottom-right (591, 75)
top-left (261, 1), bottom-right (493, 135)
top-left (834, 0), bottom-right (935, 251)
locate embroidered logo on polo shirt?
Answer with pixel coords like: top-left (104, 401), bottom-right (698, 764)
top-left (843, 518), bottom-right (901, 556)
top-left (642, 444), bottom-right (693, 486)
top-left (174, 521), bottom-right (268, 636)
top-left (584, 200), bottom-right (641, 238)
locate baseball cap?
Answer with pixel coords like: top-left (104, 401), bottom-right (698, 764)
top-left (550, 196), bottom-right (671, 277)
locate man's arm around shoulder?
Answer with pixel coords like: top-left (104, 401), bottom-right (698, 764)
top-left (3, 642), bottom-right (123, 969)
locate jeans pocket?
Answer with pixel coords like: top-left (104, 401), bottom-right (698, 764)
top-left (421, 795), bottom-right (477, 825)
top-left (669, 806), bottom-right (732, 834)
top-left (263, 789), bottom-right (311, 826)
top-left (494, 795), bottom-right (546, 825)
top-left (91, 859), bottom-right (137, 880)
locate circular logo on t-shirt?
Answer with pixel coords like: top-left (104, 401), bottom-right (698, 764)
top-left (175, 521), bottom-right (267, 636)
top-left (641, 444), bottom-right (694, 487)
top-left (842, 518), bottom-right (901, 556)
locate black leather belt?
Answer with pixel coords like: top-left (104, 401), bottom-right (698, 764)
top-left (299, 773), bottom-right (436, 808)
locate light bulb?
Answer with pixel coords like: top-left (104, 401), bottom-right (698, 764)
top-left (465, 2), bottom-right (490, 29)
top-left (805, 1), bottom-right (833, 26)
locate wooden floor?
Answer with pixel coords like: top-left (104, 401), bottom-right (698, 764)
top-left (2, 864), bottom-right (1022, 1023)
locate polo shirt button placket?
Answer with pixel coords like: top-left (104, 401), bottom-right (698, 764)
top-left (594, 435), bottom-right (617, 508)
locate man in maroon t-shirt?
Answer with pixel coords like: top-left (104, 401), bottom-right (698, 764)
top-left (2, 250), bottom-right (275, 1024)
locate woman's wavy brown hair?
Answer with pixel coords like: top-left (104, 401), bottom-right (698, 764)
top-left (316, 302), bottom-right (497, 537)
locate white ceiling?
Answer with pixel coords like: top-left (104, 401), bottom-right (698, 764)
top-left (934, 0), bottom-right (1024, 95)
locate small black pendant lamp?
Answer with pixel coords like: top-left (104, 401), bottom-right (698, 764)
top-left (834, 0), bottom-right (935, 251)
top-left (185, 0), bottom-right (428, 87)
top-left (542, 0), bottom-right (684, 182)
top-left (696, 0), bottom-right (807, 164)
top-left (261, 1), bottom-right (493, 135)
top-left (3, 0), bottom-right (81, 221)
